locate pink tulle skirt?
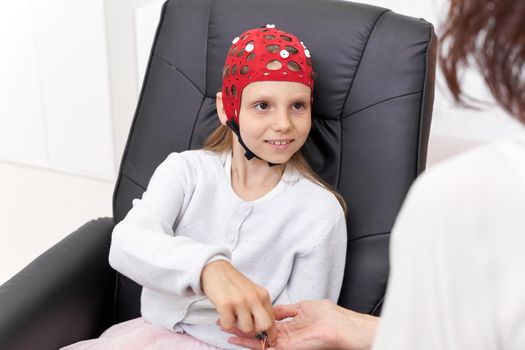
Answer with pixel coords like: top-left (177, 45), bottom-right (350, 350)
top-left (60, 317), bottom-right (224, 350)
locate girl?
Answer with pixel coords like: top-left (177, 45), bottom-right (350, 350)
top-left (62, 25), bottom-right (347, 350)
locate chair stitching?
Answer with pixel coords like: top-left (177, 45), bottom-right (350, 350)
top-left (337, 9), bottom-right (390, 189)
top-left (153, 53), bottom-right (205, 96)
top-left (339, 9), bottom-right (390, 118)
top-left (371, 296), bottom-right (384, 316)
top-left (188, 0), bottom-right (214, 149)
top-left (188, 97), bottom-right (207, 149)
top-left (204, 0), bottom-right (213, 97)
top-left (121, 173), bottom-right (146, 191)
top-left (341, 91), bottom-right (421, 120)
top-left (348, 230), bottom-right (389, 243)
top-left (416, 22), bottom-right (436, 175)
top-left (111, 270), bottom-right (121, 324)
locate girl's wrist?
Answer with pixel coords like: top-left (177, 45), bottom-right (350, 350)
top-left (200, 260), bottom-right (230, 293)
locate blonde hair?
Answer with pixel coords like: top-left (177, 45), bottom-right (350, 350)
top-left (202, 124), bottom-right (348, 215)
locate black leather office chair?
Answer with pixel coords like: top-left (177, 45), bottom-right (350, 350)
top-left (0, 0), bottom-right (436, 348)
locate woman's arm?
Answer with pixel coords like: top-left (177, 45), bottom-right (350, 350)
top-left (227, 300), bottom-right (378, 350)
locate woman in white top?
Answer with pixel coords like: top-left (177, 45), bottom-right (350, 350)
top-left (228, 0), bottom-right (525, 349)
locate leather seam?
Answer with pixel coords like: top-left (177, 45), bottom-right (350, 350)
top-left (121, 173), bottom-right (146, 191)
top-left (342, 91), bottom-right (421, 119)
top-left (188, 97), bottom-right (207, 149)
top-left (188, 0), bottom-right (214, 149)
top-left (205, 0), bottom-right (213, 97)
top-left (338, 9), bottom-right (390, 119)
top-left (371, 296), bottom-right (384, 316)
top-left (416, 22), bottom-right (436, 175)
top-left (153, 53), bottom-right (205, 96)
top-left (348, 231), bottom-right (389, 242)
top-left (337, 9), bottom-right (390, 188)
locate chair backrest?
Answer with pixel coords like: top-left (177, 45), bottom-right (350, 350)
top-left (112, 0), bottom-right (436, 322)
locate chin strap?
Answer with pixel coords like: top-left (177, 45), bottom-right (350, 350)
top-left (226, 120), bottom-right (280, 167)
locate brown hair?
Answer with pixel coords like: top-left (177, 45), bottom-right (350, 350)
top-left (439, 0), bottom-right (525, 122)
top-left (203, 124), bottom-right (348, 215)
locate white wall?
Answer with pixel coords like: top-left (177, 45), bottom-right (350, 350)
top-left (104, 0), bottom-right (165, 174)
top-left (0, 0), bottom-right (115, 180)
top-left (0, 0), bottom-right (164, 182)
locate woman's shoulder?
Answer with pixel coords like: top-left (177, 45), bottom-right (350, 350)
top-left (409, 136), bottom-right (525, 213)
top-left (391, 136), bottom-right (525, 268)
top-left (422, 137), bottom-right (525, 183)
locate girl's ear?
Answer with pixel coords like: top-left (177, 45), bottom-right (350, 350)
top-left (216, 92), bottom-right (228, 126)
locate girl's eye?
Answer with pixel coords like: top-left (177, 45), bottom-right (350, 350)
top-left (293, 102), bottom-right (305, 110)
top-left (254, 102), bottom-right (269, 110)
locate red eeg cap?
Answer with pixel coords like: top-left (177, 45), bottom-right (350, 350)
top-left (221, 25), bottom-right (315, 125)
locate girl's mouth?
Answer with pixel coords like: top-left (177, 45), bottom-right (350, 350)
top-left (265, 139), bottom-right (294, 149)
top-left (266, 139), bottom-right (292, 145)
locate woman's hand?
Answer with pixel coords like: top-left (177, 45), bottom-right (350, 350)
top-left (227, 299), bottom-right (378, 350)
top-left (200, 260), bottom-right (277, 344)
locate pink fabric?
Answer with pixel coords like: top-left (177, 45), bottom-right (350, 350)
top-left (60, 317), bottom-right (225, 350)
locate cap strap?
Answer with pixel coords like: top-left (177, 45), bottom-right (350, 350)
top-left (225, 120), bottom-right (280, 167)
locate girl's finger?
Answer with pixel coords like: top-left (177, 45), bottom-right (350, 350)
top-left (216, 304), bottom-right (236, 331)
top-left (260, 297), bottom-right (277, 343)
top-left (252, 303), bottom-right (274, 332)
top-left (251, 303), bottom-right (277, 347)
top-left (235, 303), bottom-right (255, 334)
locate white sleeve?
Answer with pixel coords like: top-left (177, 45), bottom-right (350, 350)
top-left (108, 153), bottom-right (231, 297)
top-left (373, 163), bottom-right (525, 350)
top-left (280, 211), bottom-right (347, 304)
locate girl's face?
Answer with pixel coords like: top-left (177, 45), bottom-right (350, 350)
top-left (238, 81), bottom-right (312, 165)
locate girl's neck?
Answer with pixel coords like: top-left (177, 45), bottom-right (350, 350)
top-left (230, 141), bottom-right (285, 201)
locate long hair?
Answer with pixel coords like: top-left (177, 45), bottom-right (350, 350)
top-left (203, 124), bottom-right (348, 215)
top-left (439, 0), bottom-right (525, 122)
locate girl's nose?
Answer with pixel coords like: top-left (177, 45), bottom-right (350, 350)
top-left (272, 109), bottom-right (292, 132)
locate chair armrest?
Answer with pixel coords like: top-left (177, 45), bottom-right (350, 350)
top-left (0, 217), bottom-right (116, 350)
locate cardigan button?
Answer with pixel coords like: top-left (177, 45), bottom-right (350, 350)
top-left (240, 204), bottom-right (252, 214)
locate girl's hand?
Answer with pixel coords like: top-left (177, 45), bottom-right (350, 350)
top-left (226, 300), bottom-right (379, 350)
top-left (200, 260), bottom-right (277, 344)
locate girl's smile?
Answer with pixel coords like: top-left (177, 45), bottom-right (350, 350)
top-left (238, 81), bottom-right (312, 164)
top-left (264, 139), bottom-right (294, 149)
